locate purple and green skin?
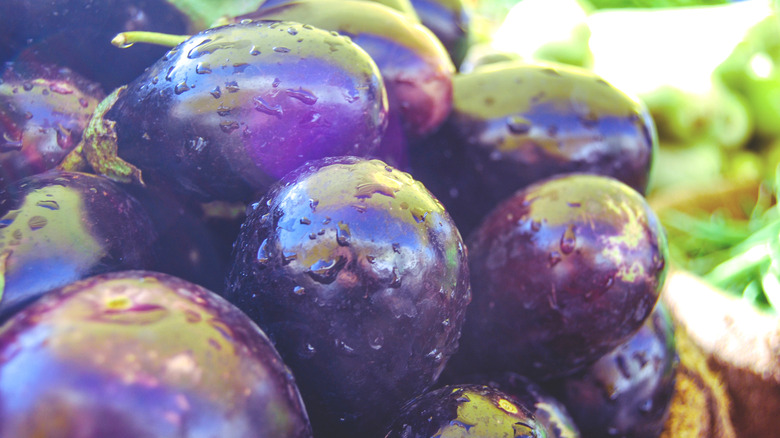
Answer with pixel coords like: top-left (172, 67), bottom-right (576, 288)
top-left (410, 0), bottom-right (472, 67)
top-left (410, 61), bottom-right (657, 237)
top-left (443, 372), bottom-right (581, 438)
top-left (0, 270), bottom-right (313, 438)
top-left (384, 384), bottom-right (553, 438)
top-left (0, 62), bottom-right (104, 189)
top-left (547, 303), bottom-right (678, 438)
top-left (451, 174), bottom-right (668, 381)
top-left (225, 157), bottom-right (471, 437)
top-left (0, 171), bottom-right (157, 320)
top-left (254, 0), bottom-right (421, 21)
top-left (65, 20), bottom-right (388, 203)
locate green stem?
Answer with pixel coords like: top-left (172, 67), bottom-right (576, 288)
top-left (111, 31), bottom-right (191, 49)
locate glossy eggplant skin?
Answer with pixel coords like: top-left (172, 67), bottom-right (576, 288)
top-left (0, 171), bottom-right (157, 320)
top-left (451, 174), bottom-right (668, 381)
top-left (246, 0), bottom-right (454, 139)
top-left (547, 303), bottom-right (678, 438)
top-left (0, 270), bottom-right (313, 438)
top-left (107, 21), bottom-right (388, 202)
top-left (225, 157), bottom-right (471, 437)
top-left (0, 62), bottom-right (104, 189)
top-left (442, 372), bottom-right (581, 438)
top-left (410, 0), bottom-right (471, 66)
top-left (411, 61), bottom-right (657, 236)
top-left (0, 0), bottom-right (189, 91)
top-left (384, 384), bottom-right (552, 438)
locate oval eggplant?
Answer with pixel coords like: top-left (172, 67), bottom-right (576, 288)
top-left (450, 173), bottom-right (668, 381)
top-left (224, 156), bottom-right (471, 437)
top-left (0, 270), bottom-right (312, 438)
top-left (384, 384), bottom-right (552, 438)
top-left (0, 61), bottom-right (103, 189)
top-left (0, 171), bottom-right (157, 319)
top-left (411, 61), bottom-right (657, 236)
top-left (547, 303), bottom-right (678, 438)
top-left (101, 20), bottom-right (388, 202)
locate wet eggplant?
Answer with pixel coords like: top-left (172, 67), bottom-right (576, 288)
top-left (0, 61), bottom-right (104, 189)
top-left (79, 20), bottom-right (388, 203)
top-left (450, 173), bottom-right (668, 381)
top-left (411, 61), bottom-right (657, 236)
top-left (0, 270), bottom-right (312, 438)
top-left (384, 384), bottom-right (552, 438)
top-left (0, 171), bottom-right (157, 320)
top-left (224, 156), bottom-right (471, 436)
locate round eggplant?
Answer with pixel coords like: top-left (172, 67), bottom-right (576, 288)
top-left (450, 173), bottom-right (668, 381)
top-left (384, 384), bottom-right (552, 438)
top-left (93, 20), bottom-right (388, 202)
top-left (0, 62), bottom-right (104, 189)
top-left (0, 0), bottom-right (189, 91)
top-left (0, 171), bottom-right (157, 320)
top-left (224, 156), bottom-right (471, 436)
top-left (0, 270), bottom-right (312, 438)
top-left (547, 303), bottom-right (678, 438)
top-left (411, 61), bottom-right (657, 236)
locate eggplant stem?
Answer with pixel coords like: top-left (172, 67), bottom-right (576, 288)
top-left (111, 31), bottom-right (190, 49)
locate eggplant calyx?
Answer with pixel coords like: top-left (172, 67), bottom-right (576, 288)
top-left (59, 87), bottom-right (145, 186)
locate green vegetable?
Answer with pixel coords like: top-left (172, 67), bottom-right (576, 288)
top-left (661, 164), bottom-right (780, 313)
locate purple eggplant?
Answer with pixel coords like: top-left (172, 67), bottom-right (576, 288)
top-left (384, 384), bottom-right (552, 437)
top-left (410, 0), bottom-right (472, 66)
top-left (0, 0), bottom-right (189, 91)
top-left (73, 20), bottom-right (388, 203)
top-left (0, 171), bottom-right (157, 320)
top-left (0, 270), bottom-right (312, 438)
top-left (411, 61), bottom-right (657, 236)
top-left (224, 156), bottom-right (471, 436)
top-left (547, 303), bottom-right (678, 438)
top-left (450, 173), bottom-right (668, 381)
top-left (0, 61), bottom-right (104, 189)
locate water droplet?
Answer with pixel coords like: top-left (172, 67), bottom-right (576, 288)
top-left (336, 222), bottom-right (351, 246)
top-left (23, 111), bottom-right (32, 120)
top-left (253, 97), bottom-right (283, 117)
top-left (174, 81), bottom-right (190, 95)
top-left (187, 36), bottom-right (250, 59)
top-left (368, 331), bottom-right (383, 350)
top-left (195, 62), bottom-right (212, 74)
top-left (507, 115), bottom-right (531, 134)
top-left (273, 46), bottom-right (290, 53)
top-left (78, 97), bottom-right (89, 108)
top-left (249, 46), bottom-right (261, 56)
top-left (321, 216), bottom-right (330, 224)
top-left (560, 224), bottom-right (576, 254)
top-left (225, 81), bottom-right (239, 93)
top-left (309, 199), bottom-right (319, 211)
top-left (216, 104), bottom-right (231, 116)
top-left (366, 255), bottom-right (375, 264)
top-left (543, 67), bottom-right (561, 76)
top-left (36, 200), bottom-right (59, 210)
top-left (616, 355), bottom-right (631, 380)
top-left (308, 233), bottom-right (317, 240)
top-left (286, 87), bottom-right (318, 105)
top-left (549, 251), bottom-right (562, 266)
top-left (12, 229), bottom-right (22, 240)
top-left (282, 251), bottom-right (297, 264)
top-left (165, 66), bottom-right (175, 81)
top-left (22, 82), bottom-right (33, 91)
top-left (410, 207), bottom-right (428, 223)
top-left (0, 210), bottom-right (20, 228)
top-left (299, 217), bottom-right (311, 225)
top-left (604, 275), bottom-right (614, 291)
top-left (299, 342), bottom-right (316, 359)
top-left (256, 239), bottom-right (270, 265)
top-left (272, 78), bottom-right (281, 88)
top-left (639, 399), bottom-right (653, 414)
top-left (210, 86), bottom-right (221, 98)
top-left (335, 339), bottom-right (355, 355)
top-left (219, 121), bottom-right (239, 134)
top-left (392, 243), bottom-right (400, 253)
top-left (531, 220), bottom-right (541, 232)
top-left (293, 286), bottom-right (305, 295)
top-left (287, 27), bottom-right (298, 35)
top-left (232, 63), bottom-right (249, 74)
top-left (343, 88), bottom-right (360, 103)
top-left (390, 267), bottom-right (401, 288)
top-left (27, 216), bottom-right (47, 230)
top-left (307, 257), bottom-right (345, 284)
top-left (184, 309), bottom-right (201, 323)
